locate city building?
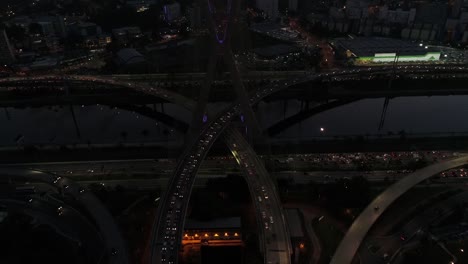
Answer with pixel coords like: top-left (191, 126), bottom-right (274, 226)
top-left (334, 37), bottom-right (441, 64)
top-left (76, 22), bottom-right (102, 38)
top-left (114, 48), bottom-right (147, 72)
top-left (163, 2), bottom-right (181, 22)
top-left (0, 28), bottom-right (16, 65)
top-left (253, 44), bottom-right (300, 59)
top-left (126, 0), bottom-right (156, 13)
top-left (34, 15), bottom-right (67, 38)
top-left (289, 0), bottom-right (298, 12)
top-left (250, 23), bottom-right (299, 42)
top-left (183, 217), bottom-right (242, 243)
top-left (112, 26), bottom-right (143, 46)
top-left (256, 0), bottom-right (279, 19)
top-left (187, 4), bottom-right (203, 30)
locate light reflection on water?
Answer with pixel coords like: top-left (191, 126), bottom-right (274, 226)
top-left (256, 96), bottom-right (468, 139)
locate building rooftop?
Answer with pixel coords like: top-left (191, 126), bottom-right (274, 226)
top-left (115, 48), bottom-right (145, 65)
top-left (285, 208), bottom-right (304, 238)
top-left (334, 37), bottom-right (439, 57)
top-left (253, 44), bottom-right (300, 59)
top-left (185, 217), bottom-right (241, 230)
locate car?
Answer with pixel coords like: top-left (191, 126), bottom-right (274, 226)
top-left (57, 206), bottom-right (64, 216)
top-left (400, 234), bottom-right (407, 241)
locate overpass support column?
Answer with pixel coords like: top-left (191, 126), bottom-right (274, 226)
top-left (283, 100), bottom-right (288, 119)
top-left (69, 105), bottom-right (81, 139)
top-left (62, 78), bottom-right (81, 139)
top-left (4, 108), bottom-right (10, 120)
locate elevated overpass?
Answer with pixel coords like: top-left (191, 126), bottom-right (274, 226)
top-left (0, 168), bottom-right (128, 264)
top-left (148, 64), bottom-right (468, 264)
top-left (4, 65), bottom-right (468, 264)
top-left (331, 154), bottom-right (468, 264)
top-left (2, 66), bottom-right (468, 137)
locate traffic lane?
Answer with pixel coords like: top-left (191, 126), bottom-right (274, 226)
top-left (331, 154), bottom-right (468, 264)
top-left (275, 171), bottom-right (409, 184)
top-left (225, 129), bottom-right (290, 260)
top-left (150, 64), bottom-right (461, 263)
top-left (3, 159), bottom-right (237, 178)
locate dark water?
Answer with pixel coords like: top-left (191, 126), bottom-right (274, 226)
top-left (256, 96), bottom-right (468, 140)
top-left (0, 104), bottom-right (186, 146)
top-left (0, 96), bottom-right (467, 147)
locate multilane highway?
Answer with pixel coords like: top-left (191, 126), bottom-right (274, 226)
top-left (4, 65), bottom-right (468, 264)
top-left (224, 127), bottom-right (291, 264)
top-left (148, 64), bottom-right (468, 264)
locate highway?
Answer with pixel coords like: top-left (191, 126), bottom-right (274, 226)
top-left (148, 64), bottom-right (468, 264)
top-left (148, 51), bottom-right (312, 264)
top-left (224, 127), bottom-right (291, 264)
top-left (0, 168), bottom-right (129, 264)
top-left (330, 154), bottom-right (468, 264)
top-left (0, 75), bottom-right (195, 110)
top-left (3, 65), bottom-right (468, 111)
top-left (4, 64), bottom-right (468, 264)
top-left (147, 60), bottom-right (317, 264)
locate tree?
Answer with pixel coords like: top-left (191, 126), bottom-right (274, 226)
top-left (29, 23), bottom-right (42, 36)
top-left (5, 24), bottom-right (25, 42)
top-left (120, 131), bottom-right (128, 141)
top-left (398, 130), bottom-right (407, 140)
top-left (141, 129), bottom-right (149, 138)
top-left (323, 176), bottom-right (370, 208)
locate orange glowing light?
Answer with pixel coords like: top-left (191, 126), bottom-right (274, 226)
top-left (184, 234), bottom-right (188, 237)
top-left (234, 233), bottom-right (238, 236)
top-left (299, 243), bottom-right (305, 249)
top-left (224, 232), bottom-right (228, 236)
top-left (194, 234), bottom-right (199, 237)
top-left (204, 233), bottom-right (209, 237)
top-left (214, 233), bottom-right (219, 237)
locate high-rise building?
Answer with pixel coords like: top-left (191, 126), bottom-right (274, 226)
top-left (163, 2), bottom-right (181, 22)
top-left (0, 29), bottom-right (16, 65)
top-left (288, 0), bottom-right (298, 12)
top-left (257, 0), bottom-right (279, 19)
top-left (188, 4), bottom-right (202, 29)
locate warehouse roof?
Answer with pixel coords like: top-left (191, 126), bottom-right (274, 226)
top-left (334, 37), bottom-right (439, 57)
top-left (253, 44), bottom-right (300, 58)
top-left (115, 48), bottom-right (145, 65)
